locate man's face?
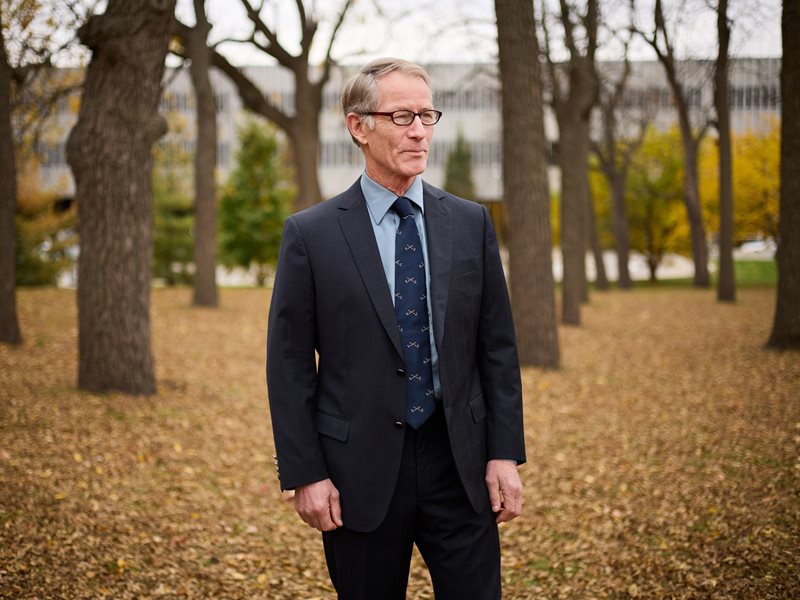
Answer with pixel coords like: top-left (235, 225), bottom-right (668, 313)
top-left (352, 72), bottom-right (435, 194)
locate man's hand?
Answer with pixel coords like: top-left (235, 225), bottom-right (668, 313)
top-left (294, 478), bottom-right (343, 531)
top-left (485, 459), bottom-right (523, 524)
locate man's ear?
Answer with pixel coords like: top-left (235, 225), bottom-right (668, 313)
top-left (346, 113), bottom-right (368, 146)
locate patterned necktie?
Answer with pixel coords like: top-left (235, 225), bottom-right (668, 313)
top-left (391, 197), bottom-right (435, 429)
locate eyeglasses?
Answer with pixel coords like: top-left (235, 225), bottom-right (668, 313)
top-left (363, 109), bottom-right (443, 126)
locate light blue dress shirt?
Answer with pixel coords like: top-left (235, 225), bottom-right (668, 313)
top-left (360, 172), bottom-right (442, 400)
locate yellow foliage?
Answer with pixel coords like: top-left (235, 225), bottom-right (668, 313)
top-left (699, 120), bottom-right (780, 242)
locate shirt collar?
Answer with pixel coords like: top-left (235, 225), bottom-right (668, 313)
top-left (361, 172), bottom-right (424, 226)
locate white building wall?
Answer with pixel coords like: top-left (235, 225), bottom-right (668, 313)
top-left (30, 58), bottom-right (780, 203)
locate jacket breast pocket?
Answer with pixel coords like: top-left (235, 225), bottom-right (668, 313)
top-left (450, 258), bottom-right (480, 281)
top-left (315, 411), bottom-right (350, 442)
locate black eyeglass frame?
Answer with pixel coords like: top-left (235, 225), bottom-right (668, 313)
top-left (362, 109), bottom-right (443, 126)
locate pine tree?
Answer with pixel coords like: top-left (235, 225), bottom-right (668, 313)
top-left (219, 122), bottom-right (294, 286)
top-left (443, 132), bottom-right (475, 199)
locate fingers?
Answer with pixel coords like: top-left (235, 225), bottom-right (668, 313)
top-left (486, 475), bottom-right (502, 513)
top-left (485, 460), bottom-right (523, 523)
top-left (294, 479), bottom-right (342, 532)
top-left (494, 478), bottom-right (523, 523)
top-left (329, 487), bottom-right (343, 528)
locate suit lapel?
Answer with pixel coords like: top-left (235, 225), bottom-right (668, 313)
top-left (337, 183), bottom-right (403, 358)
top-left (422, 183), bottom-right (452, 352)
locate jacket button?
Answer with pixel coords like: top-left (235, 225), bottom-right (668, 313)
top-left (396, 368), bottom-right (405, 377)
top-left (394, 421), bottom-right (404, 428)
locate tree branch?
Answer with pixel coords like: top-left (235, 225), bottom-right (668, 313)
top-left (210, 48), bottom-right (293, 132)
top-left (319, 0), bottom-right (354, 87)
top-left (240, 0), bottom-right (298, 68)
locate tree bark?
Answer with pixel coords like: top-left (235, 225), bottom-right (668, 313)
top-left (288, 74), bottom-right (323, 211)
top-left (715, 0), bottom-right (735, 302)
top-left (587, 184), bottom-right (608, 290)
top-left (495, 0), bottom-right (559, 368)
top-left (610, 172), bottom-right (632, 288)
top-left (767, 0), bottom-right (800, 348)
top-left (558, 120), bottom-right (591, 323)
top-left (187, 0), bottom-right (218, 307)
top-left (544, 0), bottom-right (599, 325)
top-left (0, 12), bottom-right (22, 345)
top-left (66, 0), bottom-right (176, 394)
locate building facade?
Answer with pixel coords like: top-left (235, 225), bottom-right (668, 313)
top-left (33, 58), bottom-right (780, 202)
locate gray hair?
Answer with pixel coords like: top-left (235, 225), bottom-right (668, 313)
top-left (341, 58), bottom-right (432, 146)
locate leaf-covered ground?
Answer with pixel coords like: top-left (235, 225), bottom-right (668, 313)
top-left (1, 287), bottom-right (798, 599)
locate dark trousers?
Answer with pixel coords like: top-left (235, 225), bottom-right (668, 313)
top-left (322, 409), bottom-right (501, 599)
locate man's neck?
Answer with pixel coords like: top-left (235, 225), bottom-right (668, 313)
top-left (364, 168), bottom-right (417, 197)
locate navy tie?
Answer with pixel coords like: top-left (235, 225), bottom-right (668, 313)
top-left (391, 197), bottom-right (435, 429)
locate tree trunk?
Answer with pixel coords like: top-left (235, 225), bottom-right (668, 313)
top-left (66, 0), bottom-right (176, 394)
top-left (289, 107), bottom-right (323, 211)
top-left (495, 0), bottom-right (560, 368)
top-left (768, 0), bottom-right (800, 348)
top-left (647, 258), bottom-right (658, 282)
top-left (587, 184), bottom-right (609, 290)
top-left (188, 0), bottom-right (218, 307)
top-left (559, 120), bottom-right (588, 324)
top-left (0, 15), bottom-right (22, 345)
top-left (715, 0), bottom-right (735, 302)
top-left (545, 0), bottom-right (599, 322)
top-left (680, 135), bottom-right (710, 287)
top-left (610, 173), bottom-right (633, 288)
top-left (649, 0), bottom-right (710, 287)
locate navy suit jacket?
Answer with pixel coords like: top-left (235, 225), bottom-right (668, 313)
top-left (266, 179), bottom-right (525, 532)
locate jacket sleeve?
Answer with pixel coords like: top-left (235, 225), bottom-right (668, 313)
top-left (476, 205), bottom-right (527, 465)
top-left (266, 216), bottom-right (329, 490)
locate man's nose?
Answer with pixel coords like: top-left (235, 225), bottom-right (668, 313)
top-left (406, 114), bottom-right (426, 138)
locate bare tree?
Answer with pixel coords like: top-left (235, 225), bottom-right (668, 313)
top-left (185, 0), bottom-right (218, 307)
top-left (495, 0), bottom-right (560, 368)
top-left (542, 0), bottom-right (600, 325)
top-left (592, 41), bottom-right (649, 290)
top-left (767, 0), bottom-right (800, 348)
top-left (0, 6), bottom-right (21, 344)
top-left (66, 0), bottom-right (177, 394)
top-left (638, 0), bottom-right (711, 287)
top-left (714, 0), bottom-right (734, 302)
top-left (204, 0), bottom-right (354, 212)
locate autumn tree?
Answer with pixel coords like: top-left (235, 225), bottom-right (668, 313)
top-left (14, 159), bottom-right (76, 286)
top-left (700, 125), bottom-right (778, 244)
top-left (66, 0), bottom-right (176, 394)
top-left (443, 131), bottom-right (475, 200)
top-left (542, 0), bottom-right (600, 325)
top-left (638, 0), bottom-right (711, 287)
top-left (218, 121), bottom-right (293, 286)
top-left (495, 0), bottom-right (560, 368)
top-left (1, 0), bottom-right (84, 344)
top-left (627, 127), bottom-right (685, 281)
top-left (767, 0), bottom-right (800, 348)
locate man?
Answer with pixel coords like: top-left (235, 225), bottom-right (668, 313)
top-left (266, 58), bottom-right (525, 599)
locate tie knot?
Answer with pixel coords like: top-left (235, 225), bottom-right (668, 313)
top-left (391, 197), bottom-right (415, 219)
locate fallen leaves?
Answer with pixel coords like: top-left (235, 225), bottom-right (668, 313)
top-left (1, 287), bottom-right (799, 598)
